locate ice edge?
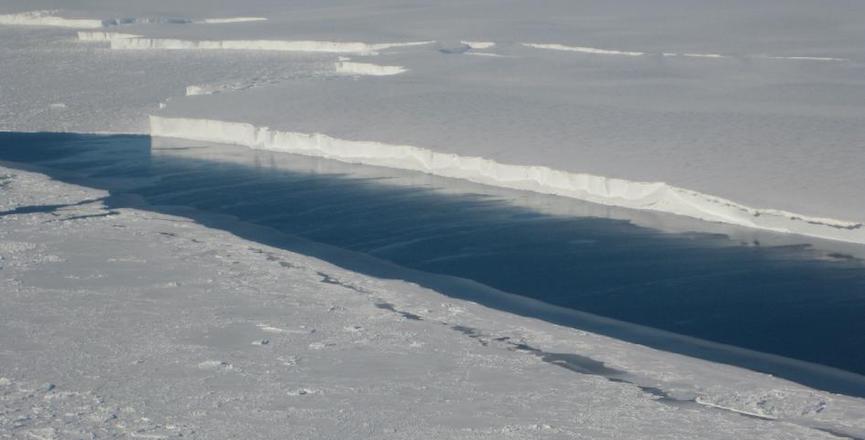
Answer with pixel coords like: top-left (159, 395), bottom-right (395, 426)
top-left (149, 116), bottom-right (865, 244)
top-left (99, 35), bottom-right (435, 54)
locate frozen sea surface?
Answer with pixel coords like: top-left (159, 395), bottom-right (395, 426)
top-left (2, 132), bottom-right (864, 396)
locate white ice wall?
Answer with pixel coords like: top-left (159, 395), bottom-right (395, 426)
top-left (109, 38), bottom-right (434, 54)
top-left (334, 61), bottom-right (407, 76)
top-left (150, 116), bottom-right (865, 244)
top-left (0, 10), bottom-right (106, 29)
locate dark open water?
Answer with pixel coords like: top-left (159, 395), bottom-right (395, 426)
top-left (2, 132), bottom-right (865, 396)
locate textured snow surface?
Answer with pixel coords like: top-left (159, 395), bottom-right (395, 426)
top-left (2, 166), bottom-right (865, 439)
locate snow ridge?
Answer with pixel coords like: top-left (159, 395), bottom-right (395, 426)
top-left (149, 116), bottom-right (865, 244)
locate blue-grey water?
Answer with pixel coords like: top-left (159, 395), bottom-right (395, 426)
top-left (2, 132), bottom-right (865, 396)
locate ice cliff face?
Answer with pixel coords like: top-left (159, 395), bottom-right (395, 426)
top-left (107, 37), bottom-right (434, 54)
top-left (334, 61), bottom-right (407, 76)
top-left (0, 10), bottom-right (266, 29)
top-left (0, 10), bottom-right (106, 29)
top-left (150, 116), bottom-right (865, 244)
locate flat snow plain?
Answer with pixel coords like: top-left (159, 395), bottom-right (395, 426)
top-left (2, 1), bottom-right (865, 438)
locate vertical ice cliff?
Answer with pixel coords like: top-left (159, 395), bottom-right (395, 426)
top-left (149, 116), bottom-right (865, 244)
top-left (0, 10), bottom-right (106, 29)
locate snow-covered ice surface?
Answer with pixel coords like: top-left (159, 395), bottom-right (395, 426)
top-left (0, 27), bottom-right (331, 133)
top-left (3, 164), bottom-right (865, 439)
top-left (2, 0), bottom-right (865, 436)
top-left (2, 0), bottom-right (863, 241)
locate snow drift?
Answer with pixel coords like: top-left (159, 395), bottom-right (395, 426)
top-left (150, 116), bottom-right (865, 244)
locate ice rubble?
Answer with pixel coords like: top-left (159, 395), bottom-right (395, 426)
top-left (150, 116), bottom-right (865, 244)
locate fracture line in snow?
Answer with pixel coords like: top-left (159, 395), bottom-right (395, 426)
top-left (694, 397), bottom-right (779, 420)
top-left (522, 43), bottom-right (645, 56)
top-left (465, 52), bottom-right (508, 57)
top-left (197, 17), bottom-right (267, 24)
top-left (679, 52), bottom-right (727, 59)
top-left (525, 42), bottom-right (850, 62)
top-left (757, 55), bottom-right (849, 62)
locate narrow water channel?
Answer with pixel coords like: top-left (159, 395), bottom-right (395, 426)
top-left (2, 132), bottom-right (864, 396)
